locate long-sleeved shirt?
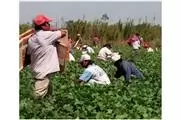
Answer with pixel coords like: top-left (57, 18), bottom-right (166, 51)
top-left (79, 64), bottom-right (111, 85)
top-left (97, 47), bottom-right (112, 61)
top-left (82, 46), bottom-right (95, 54)
top-left (27, 30), bottom-right (62, 79)
top-left (114, 59), bottom-right (143, 81)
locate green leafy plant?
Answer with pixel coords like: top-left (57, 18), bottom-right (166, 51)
top-left (20, 45), bottom-right (161, 119)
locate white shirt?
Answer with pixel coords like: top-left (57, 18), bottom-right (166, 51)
top-left (79, 64), bottom-right (111, 85)
top-left (27, 30), bottom-right (61, 79)
top-left (97, 47), bottom-right (112, 61)
top-left (87, 46), bottom-right (95, 54)
top-left (82, 46), bottom-right (95, 54)
top-left (132, 40), bottom-right (140, 50)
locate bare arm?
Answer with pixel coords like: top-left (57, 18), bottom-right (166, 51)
top-left (60, 30), bottom-right (67, 38)
top-left (76, 79), bottom-right (85, 86)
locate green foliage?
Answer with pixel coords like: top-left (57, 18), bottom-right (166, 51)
top-left (19, 23), bottom-right (32, 34)
top-left (101, 13), bottom-right (109, 21)
top-left (65, 19), bottom-right (161, 47)
top-left (20, 46), bottom-right (161, 119)
top-left (19, 18), bottom-right (161, 48)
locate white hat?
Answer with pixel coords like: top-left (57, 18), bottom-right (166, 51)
top-left (111, 53), bottom-right (121, 62)
top-left (82, 45), bottom-right (88, 48)
top-left (77, 33), bottom-right (81, 36)
top-left (79, 54), bottom-right (91, 62)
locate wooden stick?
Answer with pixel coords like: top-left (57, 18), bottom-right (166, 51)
top-left (19, 29), bottom-right (34, 40)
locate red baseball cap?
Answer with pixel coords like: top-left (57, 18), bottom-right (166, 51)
top-left (33, 14), bottom-right (52, 26)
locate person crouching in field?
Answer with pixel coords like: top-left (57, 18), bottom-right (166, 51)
top-left (27, 14), bottom-right (66, 98)
top-left (111, 53), bottom-right (144, 81)
top-left (97, 43), bottom-right (113, 61)
top-left (82, 45), bottom-right (95, 54)
top-left (78, 54), bottom-right (111, 85)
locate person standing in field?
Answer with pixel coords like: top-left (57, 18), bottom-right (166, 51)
top-left (135, 33), bottom-right (143, 44)
top-left (127, 33), bottom-right (141, 54)
top-left (92, 34), bottom-right (100, 47)
top-left (111, 53), bottom-right (144, 81)
top-left (78, 54), bottom-right (111, 85)
top-left (97, 43), bottom-right (113, 61)
top-left (74, 33), bottom-right (83, 49)
top-left (27, 14), bottom-right (67, 98)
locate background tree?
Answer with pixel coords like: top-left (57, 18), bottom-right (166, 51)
top-left (101, 13), bottom-right (109, 22)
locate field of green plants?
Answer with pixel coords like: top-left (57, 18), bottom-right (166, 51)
top-left (20, 45), bottom-right (161, 119)
top-left (20, 18), bottom-right (161, 119)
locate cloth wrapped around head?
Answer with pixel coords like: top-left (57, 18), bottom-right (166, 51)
top-left (79, 54), bottom-right (91, 63)
top-left (111, 52), bottom-right (121, 62)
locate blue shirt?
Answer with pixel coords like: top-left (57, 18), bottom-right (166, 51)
top-left (114, 59), bottom-right (143, 81)
top-left (79, 64), bottom-right (110, 83)
top-left (79, 70), bottom-right (93, 82)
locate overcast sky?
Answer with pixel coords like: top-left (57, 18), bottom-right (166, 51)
top-left (20, 1), bottom-right (161, 25)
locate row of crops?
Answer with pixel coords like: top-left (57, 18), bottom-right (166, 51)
top-left (20, 46), bottom-right (161, 119)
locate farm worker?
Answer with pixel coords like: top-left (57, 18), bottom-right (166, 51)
top-left (92, 34), bottom-right (100, 47)
top-left (111, 53), bottom-right (144, 81)
top-left (131, 34), bottom-right (141, 49)
top-left (78, 54), bottom-right (111, 85)
top-left (27, 14), bottom-right (67, 98)
top-left (97, 43), bottom-right (113, 61)
top-left (74, 33), bottom-right (83, 49)
top-left (135, 33), bottom-right (143, 44)
top-left (127, 33), bottom-right (141, 54)
top-left (82, 45), bottom-right (95, 54)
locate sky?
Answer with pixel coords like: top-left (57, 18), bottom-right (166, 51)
top-left (20, 1), bottom-right (161, 25)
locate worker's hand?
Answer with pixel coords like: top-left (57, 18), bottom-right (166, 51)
top-left (60, 30), bottom-right (67, 38)
top-left (75, 80), bottom-right (85, 86)
top-left (61, 29), bottom-right (68, 33)
top-left (80, 81), bottom-right (85, 86)
top-left (75, 79), bottom-right (81, 83)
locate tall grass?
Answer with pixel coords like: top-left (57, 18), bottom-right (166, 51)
top-left (66, 19), bottom-right (161, 47)
top-left (19, 18), bottom-right (161, 47)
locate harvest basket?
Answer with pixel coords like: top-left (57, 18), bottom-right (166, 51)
top-left (19, 29), bottom-right (34, 71)
top-left (56, 29), bottom-right (69, 73)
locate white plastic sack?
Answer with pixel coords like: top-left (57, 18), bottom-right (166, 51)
top-left (147, 47), bottom-right (154, 52)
